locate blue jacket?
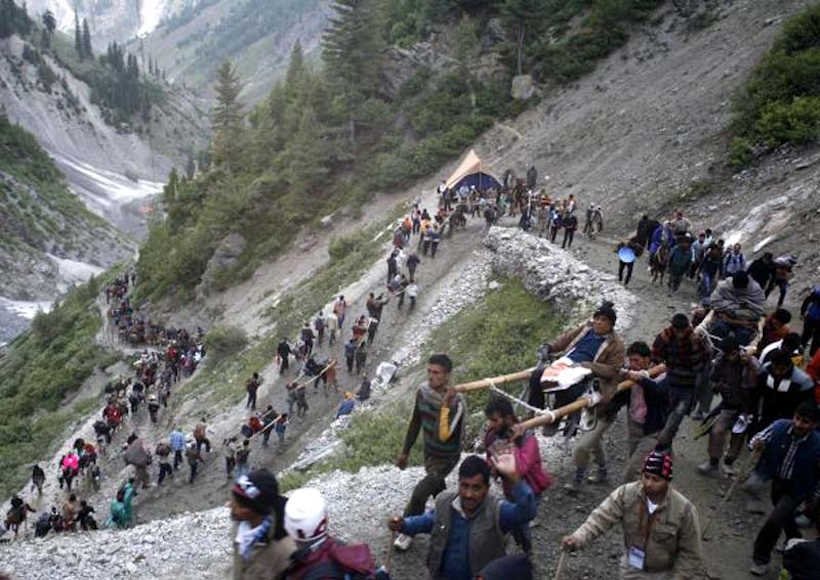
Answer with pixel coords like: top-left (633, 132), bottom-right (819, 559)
top-left (754, 419), bottom-right (820, 500)
top-left (336, 399), bottom-right (355, 418)
top-left (609, 375), bottom-right (669, 436)
top-left (401, 480), bottom-right (536, 580)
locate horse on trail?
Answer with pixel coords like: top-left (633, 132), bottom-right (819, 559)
top-left (650, 244), bottom-right (670, 285)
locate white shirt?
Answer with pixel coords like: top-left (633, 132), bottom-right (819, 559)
top-left (646, 498), bottom-right (659, 515)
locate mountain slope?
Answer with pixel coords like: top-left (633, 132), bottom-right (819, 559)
top-left (132, 0), bottom-right (331, 103)
top-left (0, 115), bottom-right (132, 339)
top-left (24, 0), bottom-right (193, 48)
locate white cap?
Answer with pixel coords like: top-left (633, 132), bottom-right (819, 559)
top-left (284, 488), bottom-right (328, 543)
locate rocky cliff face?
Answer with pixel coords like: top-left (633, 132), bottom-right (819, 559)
top-left (0, 33), bottom-right (207, 232)
top-left (0, 28), bottom-right (207, 339)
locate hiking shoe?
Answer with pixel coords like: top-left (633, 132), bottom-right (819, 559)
top-left (690, 411), bottom-right (705, 421)
top-left (697, 461), bottom-right (718, 476)
top-left (722, 462), bottom-right (736, 477)
top-left (749, 562), bottom-right (769, 576)
top-left (563, 480), bottom-right (583, 495)
top-left (393, 533), bottom-right (412, 551)
top-left (586, 469), bottom-right (608, 484)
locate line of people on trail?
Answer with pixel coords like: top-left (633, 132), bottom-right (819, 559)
top-left (618, 210), bottom-right (800, 311)
top-left (234, 285), bottom-right (817, 579)
top-left (268, 197), bottom-right (451, 435)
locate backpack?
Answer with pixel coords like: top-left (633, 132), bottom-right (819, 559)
top-left (295, 538), bottom-right (379, 580)
top-left (808, 287), bottom-right (820, 321)
top-left (236, 448), bottom-right (250, 463)
top-left (315, 316), bottom-right (325, 331)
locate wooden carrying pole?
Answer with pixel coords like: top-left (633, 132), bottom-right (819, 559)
top-left (453, 367), bottom-right (536, 393)
top-left (514, 364), bottom-right (667, 431)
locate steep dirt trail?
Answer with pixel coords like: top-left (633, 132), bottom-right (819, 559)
top-left (128, 213), bottom-right (494, 523)
top-left (521, 229), bottom-right (801, 580)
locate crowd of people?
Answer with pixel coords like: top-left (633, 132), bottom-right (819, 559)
top-left (5, 175), bottom-right (820, 580)
top-left (219, 191), bottom-right (820, 578)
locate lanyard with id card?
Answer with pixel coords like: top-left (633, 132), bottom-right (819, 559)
top-left (629, 499), bottom-right (656, 570)
top-left (627, 546), bottom-right (646, 570)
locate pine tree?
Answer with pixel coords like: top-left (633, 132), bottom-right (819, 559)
top-left (211, 61), bottom-right (244, 171)
top-left (82, 18), bottom-right (92, 58)
top-left (41, 9), bottom-right (56, 48)
top-left (322, 0), bottom-right (388, 150)
top-left (322, 0), bottom-right (387, 99)
top-left (284, 40), bottom-right (306, 101)
top-left (74, 11), bottom-right (82, 59)
top-left (285, 105), bottom-right (328, 193)
top-left (500, 0), bottom-right (547, 75)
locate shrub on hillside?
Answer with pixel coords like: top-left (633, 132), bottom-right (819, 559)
top-left (204, 324), bottom-right (247, 363)
top-left (731, 5), bottom-right (820, 165)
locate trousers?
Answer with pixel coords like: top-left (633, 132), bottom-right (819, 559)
top-left (403, 455), bottom-right (460, 517)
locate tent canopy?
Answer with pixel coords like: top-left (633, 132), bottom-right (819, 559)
top-left (444, 150), bottom-right (502, 192)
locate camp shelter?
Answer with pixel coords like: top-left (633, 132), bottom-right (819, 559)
top-left (444, 150), bottom-right (502, 192)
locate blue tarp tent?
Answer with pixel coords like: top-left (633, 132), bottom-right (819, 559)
top-left (445, 150), bottom-right (502, 192)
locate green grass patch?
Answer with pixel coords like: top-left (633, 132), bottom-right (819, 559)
top-left (280, 278), bottom-right (564, 489)
top-left (0, 276), bottom-right (121, 498)
top-left (426, 278), bottom-right (563, 437)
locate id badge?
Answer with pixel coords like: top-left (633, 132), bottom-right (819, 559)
top-left (627, 546), bottom-right (646, 570)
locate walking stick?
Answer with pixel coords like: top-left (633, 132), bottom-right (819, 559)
top-left (554, 550), bottom-right (568, 580)
top-left (701, 447), bottom-right (763, 540)
top-left (385, 530), bottom-right (396, 572)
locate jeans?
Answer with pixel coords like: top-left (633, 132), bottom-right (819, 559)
top-left (753, 479), bottom-right (802, 564)
top-left (246, 391), bottom-right (257, 410)
top-left (562, 229), bottom-right (574, 249)
top-left (196, 438), bottom-right (211, 454)
top-left (225, 456), bottom-right (235, 477)
top-left (403, 455), bottom-right (460, 517)
top-left (157, 461), bottom-right (173, 485)
top-left (236, 463), bottom-right (250, 480)
top-left (511, 494), bottom-right (541, 553)
top-left (173, 450), bottom-right (183, 470)
top-left (765, 279), bottom-right (788, 307)
top-left (189, 461), bottom-right (199, 483)
top-left (657, 385), bottom-right (694, 448)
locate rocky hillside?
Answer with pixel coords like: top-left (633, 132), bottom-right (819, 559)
top-left (129, 0), bottom-right (330, 103)
top-left (24, 0), bottom-right (194, 48)
top-left (1, 1), bottom-right (819, 578)
top-left (0, 116), bottom-right (133, 342)
top-left (0, 21), bottom-right (209, 232)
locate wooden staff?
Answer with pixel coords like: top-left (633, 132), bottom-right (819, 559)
top-left (701, 447), bottom-right (763, 540)
top-left (385, 530), bottom-right (395, 572)
top-left (554, 550), bottom-right (567, 580)
top-left (454, 367), bottom-right (536, 393)
top-left (516, 364), bottom-right (667, 431)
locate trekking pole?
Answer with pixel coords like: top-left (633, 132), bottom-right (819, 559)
top-left (554, 549), bottom-right (567, 580)
top-left (701, 447), bottom-right (762, 540)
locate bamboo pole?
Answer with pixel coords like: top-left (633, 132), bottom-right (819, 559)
top-left (516, 364), bottom-right (667, 431)
top-left (453, 367), bottom-right (536, 393)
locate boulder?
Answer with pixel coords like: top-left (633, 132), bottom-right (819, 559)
top-left (197, 233), bottom-right (246, 297)
top-left (511, 74), bottom-right (535, 101)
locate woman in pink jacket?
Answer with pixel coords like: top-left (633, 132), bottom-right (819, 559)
top-left (484, 397), bottom-right (553, 554)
